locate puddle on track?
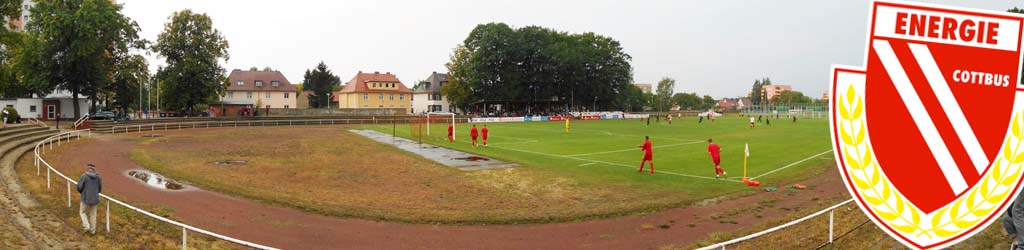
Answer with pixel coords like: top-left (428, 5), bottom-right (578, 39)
top-left (452, 156), bottom-right (490, 162)
top-left (213, 160), bottom-right (248, 166)
top-left (127, 170), bottom-right (188, 191)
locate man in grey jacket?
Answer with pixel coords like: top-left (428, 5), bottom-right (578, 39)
top-left (77, 163), bottom-right (102, 234)
top-left (1005, 189), bottom-right (1024, 249)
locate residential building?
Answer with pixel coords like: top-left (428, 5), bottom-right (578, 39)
top-left (633, 83), bottom-right (652, 94)
top-left (411, 72), bottom-right (458, 114)
top-left (221, 69), bottom-right (298, 109)
top-left (337, 71), bottom-right (412, 113)
top-left (762, 85), bottom-right (793, 100)
top-left (11, 0), bottom-right (115, 32)
top-left (0, 90), bottom-right (90, 120)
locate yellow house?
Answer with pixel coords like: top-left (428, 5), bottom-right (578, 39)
top-left (338, 71), bottom-right (412, 113)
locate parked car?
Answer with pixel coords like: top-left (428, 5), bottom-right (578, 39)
top-left (90, 111), bottom-right (115, 120)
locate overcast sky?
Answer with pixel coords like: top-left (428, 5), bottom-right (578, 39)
top-left (118, 0), bottom-right (1021, 99)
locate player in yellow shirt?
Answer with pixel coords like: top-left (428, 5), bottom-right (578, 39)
top-left (565, 117), bottom-right (571, 134)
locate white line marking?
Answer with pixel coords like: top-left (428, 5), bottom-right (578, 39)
top-left (751, 150), bottom-right (834, 180)
top-left (579, 162), bottom-right (597, 167)
top-left (909, 43), bottom-right (989, 174)
top-left (566, 141), bottom-right (704, 157)
top-left (873, 40), bottom-right (967, 194)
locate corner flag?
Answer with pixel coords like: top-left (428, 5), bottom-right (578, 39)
top-left (742, 143), bottom-right (750, 183)
top-left (745, 143), bottom-right (749, 157)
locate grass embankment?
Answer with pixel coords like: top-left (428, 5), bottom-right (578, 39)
top-left (15, 139), bottom-right (239, 249)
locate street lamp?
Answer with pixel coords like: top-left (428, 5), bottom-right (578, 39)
top-left (326, 92), bottom-right (332, 109)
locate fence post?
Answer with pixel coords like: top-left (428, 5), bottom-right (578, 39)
top-left (57, 136), bottom-right (61, 146)
top-left (182, 227), bottom-right (187, 250)
top-left (829, 209), bottom-right (834, 244)
top-left (49, 138), bottom-right (53, 150)
top-left (47, 168), bottom-right (50, 189)
top-left (106, 199), bottom-right (110, 232)
top-left (66, 180), bottom-right (71, 208)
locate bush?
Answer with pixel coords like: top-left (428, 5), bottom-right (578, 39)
top-left (2, 106), bottom-right (18, 124)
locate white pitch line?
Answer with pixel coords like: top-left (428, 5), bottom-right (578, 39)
top-left (566, 141), bottom-right (704, 157)
top-left (505, 126), bottom-right (693, 142)
top-left (751, 150), bottom-right (834, 180)
top-left (579, 162), bottom-right (597, 167)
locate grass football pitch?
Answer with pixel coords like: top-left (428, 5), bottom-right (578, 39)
top-left (365, 115), bottom-right (834, 197)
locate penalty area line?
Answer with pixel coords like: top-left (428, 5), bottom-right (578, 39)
top-left (750, 150), bottom-right (834, 180)
top-left (485, 144), bottom-right (738, 182)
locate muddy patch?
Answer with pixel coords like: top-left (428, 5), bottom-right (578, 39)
top-left (452, 156), bottom-right (490, 162)
top-left (127, 170), bottom-right (188, 191)
top-left (213, 160), bottom-right (248, 166)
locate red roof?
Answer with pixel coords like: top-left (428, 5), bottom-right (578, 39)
top-left (339, 71), bottom-right (411, 93)
top-left (227, 70), bottom-right (297, 92)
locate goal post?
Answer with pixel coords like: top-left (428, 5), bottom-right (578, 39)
top-left (426, 112), bottom-right (456, 140)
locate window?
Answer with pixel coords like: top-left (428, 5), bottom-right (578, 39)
top-left (271, 81), bottom-right (280, 87)
top-left (284, 92), bottom-right (289, 99)
top-left (237, 80), bottom-right (244, 86)
top-left (400, 94), bottom-right (404, 100)
top-left (284, 105), bottom-right (289, 109)
top-left (228, 92), bottom-right (234, 98)
top-left (265, 92), bottom-right (271, 99)
top-left (389, 94), bottom-right (394, 100)
top-left (379, 105), bottom-right (384, 108)
top-left (363, 105), bottom-right (368, 108)
top-left (247, 92), bottom-right (253, 99)
top-left (255, 80), bottom-right (264, 87)
top-left (432, 94), bottom-right (441, 101)
top-left (29, 105), bottom-right (36, 112)
top-left (379, 94), bottom-right (383, 100)
top-left (363, 94), bottom-right (368, 100)
top-left (372, 83), bottom-right (377, 88)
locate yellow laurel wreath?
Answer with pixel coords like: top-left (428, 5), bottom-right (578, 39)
top-left (838, 84), bottom-right (1024, 239)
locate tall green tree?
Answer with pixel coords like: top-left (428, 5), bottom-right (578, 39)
top-left (302, 61), bottom-right (341, 108)
top-left (153, 9), bottom-right (229, 113)
top-left (0, 0), bottom-right (23, 98)
top-left (18, 0), bottom-right (144, 119)
top-left (655, 77), bottom-right (675, 111)
top-left (445, 23), bottom-right (632, 112)
top-left (110, 54), bottom-right (149, 112)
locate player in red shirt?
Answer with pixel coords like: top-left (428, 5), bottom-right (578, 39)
top-left (637, 136), bottom-right (654, 174)
top-left (708, 138), bottom-right (726, 179)
top-left (481, 125), bottom-right (489, 147)
top-left (447, 123), bottom-right (454, 143)
top-left (470, 124), bottom-right (479, 147)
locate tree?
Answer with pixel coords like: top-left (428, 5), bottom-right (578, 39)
top-left (750, 77), bottom-right (773, 105)
top-left (302, 61), bottom-right (340, 108)
top-left (671, 92), bottom-right (701, 110)
top-left (445, 23), bottom-right (632, 112)
top-left (0, 0), bottom-right (23, 98)
top-left (702, 95), bottom-right (716, 110)
top-left (110, 54), bottom-right (149, 113)
top-left (153, 9), bottom-right (229, 113)
top-left (655, 77), bottom-right (675, 111)
top-left (19, 0), bottom-right (144, 119)
top-left (770, 90), bottom-right (812, 105)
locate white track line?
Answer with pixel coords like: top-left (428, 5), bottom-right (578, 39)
top-left (566, 141), bottom-right (704, 157)
top-left (750, 150), bottom-right (834, 180)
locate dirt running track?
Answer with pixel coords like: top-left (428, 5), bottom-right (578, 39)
top-left (45, 134), bottom-right (848, 250)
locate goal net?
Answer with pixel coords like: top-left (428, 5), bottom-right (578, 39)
top-left (426, 112), bottom-right (456, 140)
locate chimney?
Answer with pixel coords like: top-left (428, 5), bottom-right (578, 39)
top-left (374, 71), bottom-right (379, 74)
top-left (358, 70), bottom-right (362, 74)
top-left (386, 72), bottom-right (390, 75)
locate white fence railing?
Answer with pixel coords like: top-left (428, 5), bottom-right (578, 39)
top-left (696, 199), bottom-right (856, 250)
top-left (27, 117), bottom-right (46, 128)
top-left (73, 114), bottom-right (89, 129)
top-left (33, 129), bottom-right (280, 250)
top-left (108, 118), bottom-right (425, 134)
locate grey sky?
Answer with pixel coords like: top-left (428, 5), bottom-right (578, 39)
top-left (119, 0), bottom-right (1021, 99)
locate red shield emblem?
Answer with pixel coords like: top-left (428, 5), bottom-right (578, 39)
top-left (832, 0), bottom-right (1024, 248)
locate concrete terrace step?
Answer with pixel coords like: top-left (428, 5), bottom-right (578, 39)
top-left (0, 129), bottom-right (58, 145)
top-left (0, 130), bottom-right (89, 249)
top-left (0, 126), bottom-right (48, 138)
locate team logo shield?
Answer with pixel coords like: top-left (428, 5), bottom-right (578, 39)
top-left (831, 0), bottom-right (1024, 248)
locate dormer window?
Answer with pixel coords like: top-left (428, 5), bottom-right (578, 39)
top-left (271, 81), bottom-right (280, 87)
top-left (255, 80), bottom-right (264, 87)
top-left (237, 80), bottom-right (244, 86)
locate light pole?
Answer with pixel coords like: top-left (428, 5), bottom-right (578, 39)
top-left (326, 92), bottom-right (332, 109)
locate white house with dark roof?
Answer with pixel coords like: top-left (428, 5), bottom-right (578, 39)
top-left (220, 69), bottom-right (298, 109)
top-left (411, 72), bottom-right (458, 114)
